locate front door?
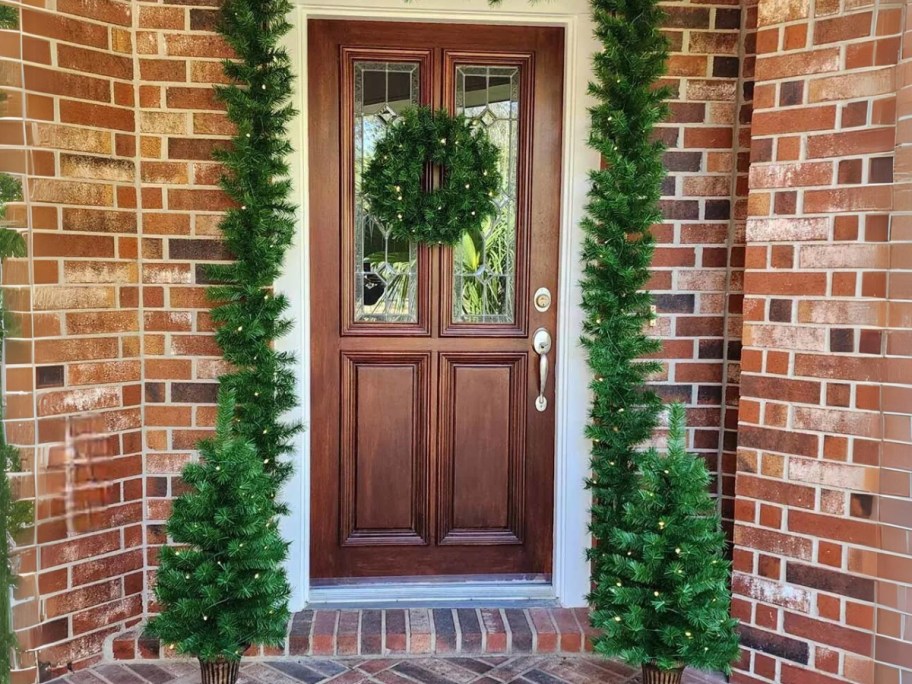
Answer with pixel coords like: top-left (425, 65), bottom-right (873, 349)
top-left (309, 19), bottom-right (564, 581)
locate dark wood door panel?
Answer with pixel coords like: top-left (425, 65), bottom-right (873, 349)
top-left (309, 19), bottom-right (564, 580)
top-left (438, 353), bottom-right (526, 545)
top-left (341, 353), bottom-right (430, 547)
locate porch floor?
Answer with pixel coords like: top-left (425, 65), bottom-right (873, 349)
top-left (51, 658), bottom-right (726, 684)
top-left (86, 609), bottom-right (725, 683)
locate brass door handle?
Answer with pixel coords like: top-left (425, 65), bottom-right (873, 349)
top-left (533, 328), bottom-right (552, 412)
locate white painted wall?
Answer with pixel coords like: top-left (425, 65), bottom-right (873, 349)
top-left (278, 0), bottom-right (598, 609)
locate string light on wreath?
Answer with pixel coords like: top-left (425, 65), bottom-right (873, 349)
top-left (361, 106), bottom-right (502, 245)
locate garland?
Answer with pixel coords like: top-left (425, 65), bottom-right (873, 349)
top-left (150, 0), bottom-right (298, 661)
top-left (0, 8), bottom-right (31, 681)
top-left (583, 0), bottom-right (739, 673)
top-left (206, 0), bottom-right (301, 499)
top-left (0, 174), bottom-right (28, 684)
top-left (362, 106), bottom-right (502, 245)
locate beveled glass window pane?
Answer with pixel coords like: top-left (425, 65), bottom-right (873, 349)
top-left (453, 65), bottom-right (521, 325)
top-left (354, 61), bottom-right (420, 323)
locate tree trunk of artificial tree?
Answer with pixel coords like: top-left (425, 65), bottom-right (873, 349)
top-left (641, 663), bottom-right (685, 684)
top-left (199, 658), bottom-right (240, 684)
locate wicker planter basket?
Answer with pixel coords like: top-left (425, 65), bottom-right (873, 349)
top-left (641, 663), bottom-right (685, 684)
top-left (199, 658), bottom-right (241, 684)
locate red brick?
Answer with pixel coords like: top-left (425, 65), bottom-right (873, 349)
top-left (784, 613), bottom-right (873, 656)
top-left (814, 12), bottom-right (874, 44)
top-left (752, 105), bottom-right (837, 136)
top-left (58, 45), bottom-right (133, 80)
top-left (57, 0), bottom-right (131, 26)
top-left (140, 59), bottom-right (187, 83)
top-left (24, 65), bottom-right (111, 103)
top-left (807, 127), bottom-right (896, 158)
top-left (789, 511), bottom-right (879, 546)
top-left (138, 6), bottom-right (186, 30)
top-left (166, 87), bottom-right (222, 111)
top-left (21, 10), bottom-right (109, 49)
top-left (755, 48), bottom-right (840, 80)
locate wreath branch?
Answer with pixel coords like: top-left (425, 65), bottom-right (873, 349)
top-left (362, 106), bottom-right (503, 245)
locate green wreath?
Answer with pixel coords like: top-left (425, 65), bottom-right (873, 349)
top-left (362, 106), bottom-right (503, 245)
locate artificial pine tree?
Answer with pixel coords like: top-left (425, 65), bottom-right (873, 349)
top-left (149, 389), bottom-right (290, 673)
top-left (591, 404), bottom-right (740, 676)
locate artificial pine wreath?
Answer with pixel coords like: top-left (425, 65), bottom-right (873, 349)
top-left (361, 106), bottom-right (502, 245)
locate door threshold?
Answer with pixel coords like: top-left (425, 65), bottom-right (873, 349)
top-left (308, 575), bottom-right (557, 607)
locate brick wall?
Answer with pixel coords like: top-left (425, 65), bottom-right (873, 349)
top-left (0, 4), bottom-right (39, 680)
top-left (1, 0), bottom-right (242, 676)
top-left (656, 0), bottom-right (753, 532)
top-left (732, 0), bottom-right (912, 680)
top-left (1, 0), bottom-right (145, 679)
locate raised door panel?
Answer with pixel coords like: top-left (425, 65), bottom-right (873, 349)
top-left (341, 353), bottom-right (430, 546)
top-left (438, 353), bottom-right (527, 545)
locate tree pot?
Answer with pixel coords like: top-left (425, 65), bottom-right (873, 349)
top-left (199, 657), bottom-right (240, 684)
top-left (641, 663), bottom-right (685, 684)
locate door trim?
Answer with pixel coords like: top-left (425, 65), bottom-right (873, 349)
top-left (278, 0), bottom-right (599, 609)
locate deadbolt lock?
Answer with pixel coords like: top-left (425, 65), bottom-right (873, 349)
top-left (534, 287), bottom-right (552, 313)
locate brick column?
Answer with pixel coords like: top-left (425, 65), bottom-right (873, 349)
top-left (873, 0), bottom-right (912, 678)
top-left (734, 0), bottom-right (903, 680)
top-left (654, 0), bottom-right (753, 529)
top-left (1, 0), bottom-right (145, 678)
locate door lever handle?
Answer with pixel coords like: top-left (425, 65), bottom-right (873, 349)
top-left (532, 328), bottom-right (552, 412)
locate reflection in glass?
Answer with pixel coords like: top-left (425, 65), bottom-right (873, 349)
top-left (354, 62), bottom-right (420, 323)
top-left (453, 66), bottom-right (520, 324)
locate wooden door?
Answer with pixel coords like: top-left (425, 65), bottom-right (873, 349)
top-left (309, 19), bottom-right (564, 581)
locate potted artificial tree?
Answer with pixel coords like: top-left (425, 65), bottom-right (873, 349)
top-left (590, 404), bottom-right (740, 683)
top-left (148, 389), bottom-right (289, 684)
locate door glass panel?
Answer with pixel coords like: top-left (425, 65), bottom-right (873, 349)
top-left (453, 65), bottom-right (521, 325)
top-left (354, 61), bottom-right (420, 323)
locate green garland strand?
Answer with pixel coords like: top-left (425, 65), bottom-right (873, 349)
top-left (0, 6), bottom-right (16, 29)
top-left (583, 0), bottom-right (739, 673)
top-left (206, 0), bottom-right (301, 501)
top-left (150, 0), bottom-right (298, 660)
top-left (0, 12), bottom-right (26, 683)
top-left (0, 171), bottom-right (30, 684)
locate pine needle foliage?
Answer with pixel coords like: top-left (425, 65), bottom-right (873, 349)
top-left (581, 0), bottom-right (739, 674)
top-left (206, 0), bottom-right (301, 501)
top-left (0, 175), bottom-right (22, 225)
top-left (0, 5), bottom-right (17, 30)
top-left (591, 405), bottom-right (740, 671)
top-left (148, 390), bottom-right (291, 662)
top-left (0, 172), bottom-right (28, 684)
top-left (582, 0), bottom-right (667, 596)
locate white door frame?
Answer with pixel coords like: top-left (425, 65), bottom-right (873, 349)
top-left (277, 0), bottom-right (598, 610)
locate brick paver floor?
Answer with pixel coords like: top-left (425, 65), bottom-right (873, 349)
top-left (51, 658), bottom-right (726, 684)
